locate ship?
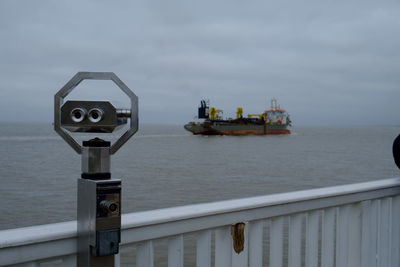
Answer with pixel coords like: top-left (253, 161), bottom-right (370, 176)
top-left (184, 99), bottom-right (291, 136)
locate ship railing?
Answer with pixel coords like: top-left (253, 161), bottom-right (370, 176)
top-left (1, 177), bottom-right (400, 267)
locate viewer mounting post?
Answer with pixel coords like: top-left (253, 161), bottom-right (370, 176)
top-left (54, 72), bottom-right (138, 267)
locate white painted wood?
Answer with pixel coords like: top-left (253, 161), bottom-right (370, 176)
top-left (121, 178), bottom-right (400, 244)
top-left (62, 254), bottom-right (76, 267)
top-left (114, 253), bottom-right (120, 267)
top-left (306, 211), bottom-right (319, 267)
top-left (322, 208), bottom-right (335, 267)
top-left (137, 241), bottom-right (154, 267)
top-left (370, 199), bottom-right (380, 267)
top-left (232, 222), bottom-right (248, 267)
top-left (378, 198), bottom-right (392, 267)
top-left (248, 220), bottom-right (263, 267)
top-left (1, 178), bottom-right (400, 266)
top-left (347, 204), bottom-right (361, 267)
top-left (14, 263), bottom-right (40, 267)
top-left (336, 206), bottom-right (350, 267)
top-left (270, 217), bottom-right (284, 267)
top-left (168, 235), bottom-right (183, 267)
top-left (288, 214), bottom-right (302, 267)
top-left (215, 227), bottom-right (232, 267)
top-left (0, 222), bottom-right (76, 266)
top-left (361, 200), bottom-right (372, 267)
top-left (196, 230), bottom-right (211, 267)
top-left (391, 196), bottom-right (400, 267)
top-left (0, 221), bottom-right (76, 248)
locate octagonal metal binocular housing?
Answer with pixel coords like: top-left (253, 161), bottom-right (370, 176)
top-left (61, 100), bottom-right (130, 133)
top-left (54, 72), bottom-right (138, 155)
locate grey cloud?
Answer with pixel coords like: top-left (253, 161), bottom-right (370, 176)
top-left (0, 0), bottom-right (399, 125)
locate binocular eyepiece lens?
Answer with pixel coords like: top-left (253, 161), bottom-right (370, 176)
top-left (70, 108), bottom-right (86, 123)
top-left (88, 108), bottom-right (104, 123)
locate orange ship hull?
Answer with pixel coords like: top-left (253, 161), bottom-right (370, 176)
top-left (184, 121), bottom-right (291, 136)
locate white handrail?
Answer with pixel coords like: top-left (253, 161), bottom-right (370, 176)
top-left (122, 177), bottom-right (400, 228)
top-left (1, 177), bottom-right (399, 266)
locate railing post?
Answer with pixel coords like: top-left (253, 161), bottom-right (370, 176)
top-left (196, 230), bottom-right (211, 267)
top-left (215, 227), bottom-right (232, 267)
top-left (63, 255), bottom-right (77, 267)
top-left (378, 198), bottom-right (392, 267)
top-left (270, 217), bottom-right (284, 267)
top-left (289, 214), bottom-right (302, 267)
top-left (168, 235), bottom-right (184, 267)
top-left (306, 211), bottom-right (319, 267)
top-left (322, 208), bottom-right (335, 267)
top-left (347, 204), bottom-right (362, 267)
top-left (391, 196), bottom-right (400, 267)
top-left (137, 241), bottom-right (154, 267)
top-left (336, 205), bottom-right (350, 267)
top-left (249, 220), bottom-right (264, 267)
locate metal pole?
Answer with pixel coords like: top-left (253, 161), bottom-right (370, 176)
top-left (77, 139), bottom-right (121, 267)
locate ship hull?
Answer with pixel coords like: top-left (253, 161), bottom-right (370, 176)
top-left (184, 121), bottom-right (290, 136)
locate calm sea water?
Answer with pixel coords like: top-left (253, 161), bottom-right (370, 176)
top-left (0, 123), bottom-right (399, 231)
top-left (1, 123), bottom-right (399, 266)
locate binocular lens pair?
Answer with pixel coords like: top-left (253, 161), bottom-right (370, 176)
top-left (71, 108), bottom-right (103, 123)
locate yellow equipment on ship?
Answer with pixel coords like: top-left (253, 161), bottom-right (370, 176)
top-left (210, 107), bottom-right (223, 120)
top-left (236, 107), bottom-right (243, 119)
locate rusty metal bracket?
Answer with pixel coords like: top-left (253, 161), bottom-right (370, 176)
top-left (231, 222), bottom-right (246, 254)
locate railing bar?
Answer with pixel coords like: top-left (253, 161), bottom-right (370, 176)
top-left (391, 196), bottom-right (400, 267)
top-left (265, 219), bottom-right (271, 267)
top-left (378, 198), bottom-right (391, 267)
top-left (270, 216), bottom-right (284, 267)
top-left (196, 230), bottom-right (211, 267)
top-left (306, 211), bottom-right (319, 267)
top-left (371, 199), bottom-right (380, 267)
top-left (336, 205), bottom-right (349, 267)
top-left (13, 263), bottom-right (41, 267)
top-left (388, 198), bottom-right (393, 267)
top-left (137, 240), bottom-right (154, 267)
top-left (62, 254), bottom-right (76, 267)
top-left (249, 220), bottom-right (263, 267)
top-left (121, 188), bottom-right (400, 245)
top-left (288, 213), bottom-right (302, 267)
top-left (1, 179), bottom-right (400, 266)
top-left (232, 222), bottom-right (249, 267)
top-left (322, 208), bottom-right (335, 267)
top-left (114, 253), bottom-right (121, 267)
top-left (347, 204), bottom-right (361, 267)
top-left (0, 238), bottom-right (76, 266)
top-left (361, 200), bottom-right (372, 267)
top-left (168, 235), bottom-right (183, 267)
top-left (215, 226), bottom-right (232, 267)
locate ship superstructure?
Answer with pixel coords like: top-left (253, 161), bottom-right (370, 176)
top-left (184, 98), bottom-right (291, 135)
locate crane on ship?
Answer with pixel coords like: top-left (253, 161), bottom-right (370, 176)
top-left (236, 107), bottom-right (243, 119)
top-left (209, 107), bottom-right (223, 120)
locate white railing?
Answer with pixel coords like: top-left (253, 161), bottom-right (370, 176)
top-left (1, 177), bottom-right (400, 267)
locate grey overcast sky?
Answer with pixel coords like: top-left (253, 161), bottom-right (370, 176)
top-left (0, 0), bottom-right (399, 126)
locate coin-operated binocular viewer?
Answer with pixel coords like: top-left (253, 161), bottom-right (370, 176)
top-left (54, 72), bottom-right (138, 267)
